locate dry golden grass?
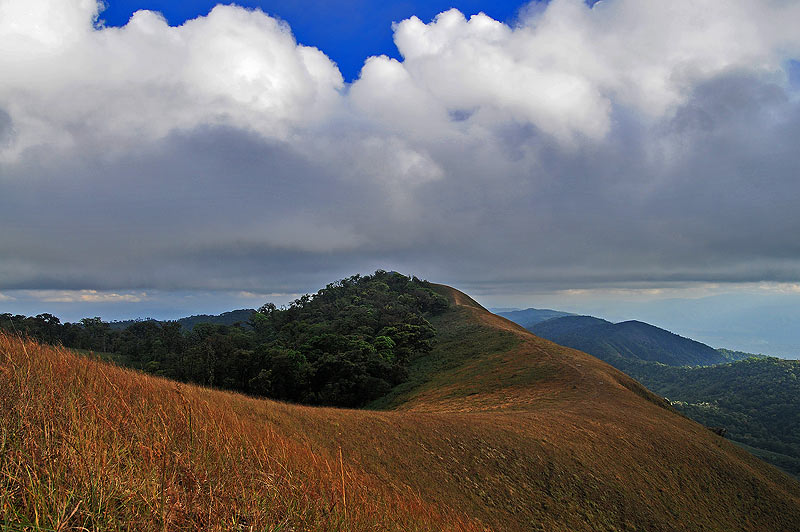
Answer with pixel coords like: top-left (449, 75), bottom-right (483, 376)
top-left (0, 334), bottom-right (483, 531)
top-left (2, 284), bottom-right (800, 531)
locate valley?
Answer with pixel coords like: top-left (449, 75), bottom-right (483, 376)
top-left (501, 309), bottom-right (800, 477)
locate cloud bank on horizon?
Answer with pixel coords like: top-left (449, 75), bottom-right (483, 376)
top-left (1, 0), bottom-right (800, 299)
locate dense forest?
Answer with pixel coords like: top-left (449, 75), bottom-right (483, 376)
top-left (611, 355), bottom-right (800, 476)
top-left (0, 271), bottom-right (449, 407)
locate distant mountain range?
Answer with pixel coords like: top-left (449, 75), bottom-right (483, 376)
top-left (493, 307), bottom-right (574, 329)
top-left (530, 315), bottom-right (727, 366)
top-left (110, 309), bottom-right (255, 331)
top-left (497, 309), bottom-right (758, 367)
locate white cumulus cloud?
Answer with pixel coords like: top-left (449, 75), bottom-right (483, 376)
top-left (0, 0), bottom-right (343, 159)
top-left (353, 0), bottom-right (800, 143)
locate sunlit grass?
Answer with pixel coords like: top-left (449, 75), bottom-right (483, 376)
top-left (0, 333), bottom-right (481, 531)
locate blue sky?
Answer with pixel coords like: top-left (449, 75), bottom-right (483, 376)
top-left (99, 1), bottom-right (530, 81)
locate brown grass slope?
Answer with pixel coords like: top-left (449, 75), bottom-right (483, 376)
top-left (2, 284), bottom-right (800, 531)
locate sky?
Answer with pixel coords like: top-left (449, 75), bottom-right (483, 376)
top-left (2, 0), bottom-right (800, 356)
top-left (96, 1), bottom-right (528, 82)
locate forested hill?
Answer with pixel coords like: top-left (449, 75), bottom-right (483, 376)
top-left (526, 315), bottom-right (727, 366)
top-left (1, 271), bottom-right (449, 408)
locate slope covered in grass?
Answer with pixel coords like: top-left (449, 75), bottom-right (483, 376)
top-left (2, 283), bottom-right (800, 531)
top-left (0, 334), bottom-right (479, 532)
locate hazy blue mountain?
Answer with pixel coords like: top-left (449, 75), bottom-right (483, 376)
top-left (496, 307), bottom-right (575, 329)
top-left (568, 293), bottom-right (800, 359)
top-left (174, 309), bottom-right (255, 330)
top-left (110, 309), bottom-right (255, 331)
top-left (108, 318), bottom-right (158, 330)
top-left (527, 315), bottom-right (727, 366)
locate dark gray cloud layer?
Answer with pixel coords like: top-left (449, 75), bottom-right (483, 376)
top-left (3, 71), bottom-right (800, 296)
top-left (2, 1), bottom-right (800, 301)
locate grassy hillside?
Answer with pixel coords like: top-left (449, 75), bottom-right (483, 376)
top-left (2, 284), bottom-right (800, 531)
top-left (520, 312), bottom-right (798, 476)
top-left (528, 315), bottom-right (727, 366)
top-left (0, 334), bottom-right (479, 532)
